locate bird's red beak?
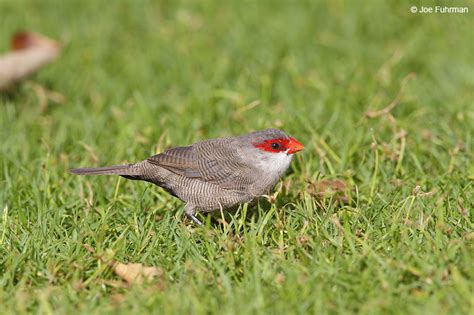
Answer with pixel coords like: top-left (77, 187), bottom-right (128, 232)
top-left (287, 137), bottom-right (304, 154)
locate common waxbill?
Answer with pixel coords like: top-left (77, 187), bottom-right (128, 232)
top-left (70, 128), bottom-right (304, 225)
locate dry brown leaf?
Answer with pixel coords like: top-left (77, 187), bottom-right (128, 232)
top-left (464, 232), bottom-right (474, 241)
top-left (0, 31), bottom-right (61, 91)
top-left (274, 272), bottom-right (286, 285)
top-left (112, 262), bottom-right (163, 285)
top-left (110, 293), bottom-right (126, 305)
top-left (82, 244), bottom-right (164, 286)
top-left (308, 179), bottom-right (349, 203)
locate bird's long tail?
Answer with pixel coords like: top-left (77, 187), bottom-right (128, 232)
top-left (70, 164), bottom-right (137, 176)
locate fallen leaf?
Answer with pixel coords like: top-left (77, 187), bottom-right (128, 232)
top-left (274, 272), bottom-right (286, 285)
top-left (110, 293), bottom-right (126, 305)
top-left (307, 179), bottom-right (349, 203)
top-left (112, 262), bottom-right (163, 285)
top-left (82, 244), bottom-right (164, 286)
top-left (463, 232), bottom-right (474, 240)
top-left (0, 31), bottom-right (61, 91)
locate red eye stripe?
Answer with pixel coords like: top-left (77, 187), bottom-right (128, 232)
top-left (253, 138), bottom-right (290, 153)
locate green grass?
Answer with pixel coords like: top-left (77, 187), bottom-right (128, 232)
top-left (0, 0), bottom-right (472, 314)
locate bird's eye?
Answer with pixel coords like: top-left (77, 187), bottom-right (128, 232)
top-left (271, 142), bottom-right (280, 150)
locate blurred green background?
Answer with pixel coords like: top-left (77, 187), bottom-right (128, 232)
top-left (0, 0), bottom-right (472, 314)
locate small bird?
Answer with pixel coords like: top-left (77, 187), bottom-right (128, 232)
top-left (70, 128), bottom-right (304, 225)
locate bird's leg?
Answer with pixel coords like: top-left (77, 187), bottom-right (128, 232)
top-left (184, 204), bottom-right (202, 226)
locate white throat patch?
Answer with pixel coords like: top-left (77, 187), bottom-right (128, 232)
top-left (256, 152), bottom-right (293, 177)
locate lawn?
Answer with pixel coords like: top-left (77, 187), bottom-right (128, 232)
top-left (0, 0), bottom-right (472, 314)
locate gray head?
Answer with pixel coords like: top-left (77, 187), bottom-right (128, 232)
top-left (243, 128), bottom-right (289, 143)
top-left (237, 128), bottom-right (304, 156)
top-left (233, 128), bottom-right (304, 175)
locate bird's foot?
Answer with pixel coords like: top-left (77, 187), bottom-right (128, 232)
top-left (187, 213), bottom-right (203, 226)
top-left (185, 204), bottom-right (202, 226)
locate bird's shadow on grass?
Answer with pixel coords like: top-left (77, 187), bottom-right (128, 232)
top-left (0, 85), bottom-right (22, 100)
top-left (196, 195), bottom-right (298, 229)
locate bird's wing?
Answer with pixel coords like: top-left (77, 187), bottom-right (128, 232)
top-left (194, 139), bottom-right (256, 191)
top-left (147, 140), bottom-right (255, 192)
top-left (147, 146), bottom-right (198, 177)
